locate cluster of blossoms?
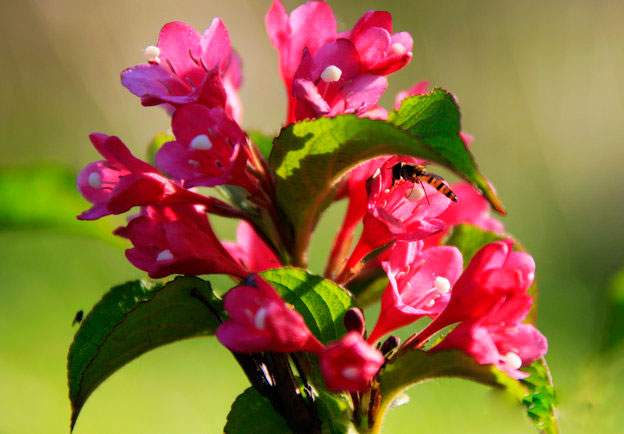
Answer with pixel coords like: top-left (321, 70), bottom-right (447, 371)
top-left (77, 0), bottom-right (546, 401)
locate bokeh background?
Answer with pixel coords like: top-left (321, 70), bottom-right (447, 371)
top-left (1, 0), bottom-right (623, 433)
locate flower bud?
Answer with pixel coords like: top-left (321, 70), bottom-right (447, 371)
top-left (343, 307), bottom-right (365, 335)
top-left (320, 332), bottom-right (384, 392)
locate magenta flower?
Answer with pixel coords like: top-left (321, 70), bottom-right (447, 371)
top-left (342, 157), bottom-right (451, 275)
top-left (266, 0), bottom-right (412, 123)
top-left (320, 332), bottom-right (384, 392)
top-left (217, 277), bottom-right (324, 353)
top-left (77, 133), bottom-right (208, 220)
top-left (367, 241), bottom-right (463, 344)
top-left (224, 221), bottom-right (281, 273)
top-left (114, 204), bottom-right (246, 279)
top-left (412, 240), bottom-right (536, 347)
top-left (154, 104), bottom-right (258, 192)
top-left (121, 19), bottom-right (242, 122)
top-left (435, 294), bottom-right (548, 379)
top-left (425, 182), bottom-right (505, 246)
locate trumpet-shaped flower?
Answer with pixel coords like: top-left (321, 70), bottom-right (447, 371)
top-left (114, 204), bottom-right (246, 279)
top-left (121, 20), bottom-right (242, 122)
top-left (77, 133), bottom-right (209, 220)
top-left (412, 240), bottom-right (536, 347)
top-left (435, 294), bottom-right (547, 379)
top-left (367, 241), bottom-right (463, 343)
top-left (154, 104), bottom-right (258, 192)
top-left (217, 277), bottom-right (323, 353)
top-left (343, 157), bottom-right (451, 273)
top-left (224, 221), bottom-right (281, 273)
top-left (266, 0), bottom-right (412, 123)
top-left (320, 332), bottom-right (384, 392)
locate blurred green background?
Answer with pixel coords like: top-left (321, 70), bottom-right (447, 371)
top-left (1, 0), bottom-right (623, 432)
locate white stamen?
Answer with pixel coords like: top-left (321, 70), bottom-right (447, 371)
top-left (144, 45), bottom-right (161, 63)
top-left (434, 276), bottom-right (451, 294)
top-left (88, 172), bottom-right (102, 189)
top-left (391, 42), bottom-right (407, 55)
top-left (390, 393), bottom-right (410, 408)
top-left (156, 249), bottom-right (174, 262)
top-left (320, 65), bottom-right (342, 83)
top-left (406, 187), bottom-right (425, 201)
top-left (502, 352), bottom-right (522, 370)
top-left (342, 367), bottom-right (359, 380)
top-left (188, 159), bottom-right (200, 168)
top-left (190, 134), bottom-right (213, 150)
top-left (426, 299), bottom-right (436, 308)
top-left (254, 307), bottom-right (268, 330)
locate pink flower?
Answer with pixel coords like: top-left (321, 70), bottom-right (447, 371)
top-left (425, 182), bottom-right (505, 246)
top-left (320, 332), bottom-right (384, 392)
top-left (121, 20), bottom-right (242, 122)
top-left (154, 104), bottom-right (258, 192)
top-left (77, 133), bottom-right (207, 220)
top-left (224, 221), bottom-right (281, 273)
top-left (266, 1), bottom-right (412, 123)
top-left (341, 10), bottom-right (413, 75)
top-left (326, 157), bottom-right (389, 276)
top-left (367, 241), bottom-right (463, 343)
top-left (435, 294), bottom-right (548, 379)
top-left (343, 157), bottom-right (452, 274)
top-left (217, 277), bottom-right (324, 353)
top-left (114, 204), bottom-right (246, 279)
top-left (411, 240), bottom-right (536, 347)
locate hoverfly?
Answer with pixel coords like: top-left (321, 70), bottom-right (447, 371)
top-left (391, 162), bottom-right (458, 203)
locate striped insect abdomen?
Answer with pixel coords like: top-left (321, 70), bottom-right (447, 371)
top-left (420, 175), bottom-right (458, 202)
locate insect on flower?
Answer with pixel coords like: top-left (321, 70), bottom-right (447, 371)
top-left (391, 162), bottom-right (458, 203)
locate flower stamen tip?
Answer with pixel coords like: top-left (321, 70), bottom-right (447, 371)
top-left (502, 351), bottom-right (522, 370)
top-left (88, 172), bottom-right (102, 189)
top-left (434, 276), bottom-right (451, 294)
top-left (391, 42), bottom-right (406, 55)
top-left (254, 307), bottom-right (268, 330)
top-left (190, 134), bottom-right (213, 150)
top-left (321, 65), bottom-right (342, 83)
top-left (341, 366), bottom-right (359, 380)
top-left (156, 249), bottom-right (174, 262)
top-left (144, 45), bottom-right (161, 63)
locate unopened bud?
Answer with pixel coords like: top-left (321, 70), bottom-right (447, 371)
top-left (343, 307), bottom-right (365, 335)
top-left (380, 335), bottom-right (400, 356)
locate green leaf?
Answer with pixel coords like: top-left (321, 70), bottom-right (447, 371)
top-left (147, 131), bottom-right (174, 164)
top-left (261, 267), bottom-right (353, 344)
top-left (270, 89), bottom-right (504, 260)
top-left (224, 388), bottom-right (293, 434)
top-left (68, 276), bottom-right (222, 429)
top-left (444, 223), bottom-right (505, 264)
top-left (521, 359), bottom-right (559, 434)
top-left (0, 165), bottom-right (118, 244)
top-left (316, 391), bottom-right (358, 434)
top-left (375, 350), bottom-right (527, 432)
top-left (601, 267), bottom-right (624, 352)
top-left (249, 130), bottom-right (275, 160)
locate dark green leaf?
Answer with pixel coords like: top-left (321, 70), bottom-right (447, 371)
top-left (521, 359), bottom-right (559, 434)
top-left (68, 276), bottom-right (222, 429)
top-left (269, 89), bottom-right (504, 259)
top-left (261, 267), bottom-right (353, 344)
top-left (0, 165), bottom-right (118, 244)
top-left (249, 130), bottom-right (275, 160)
top-left (224, 388), bottom-right (292, 434)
